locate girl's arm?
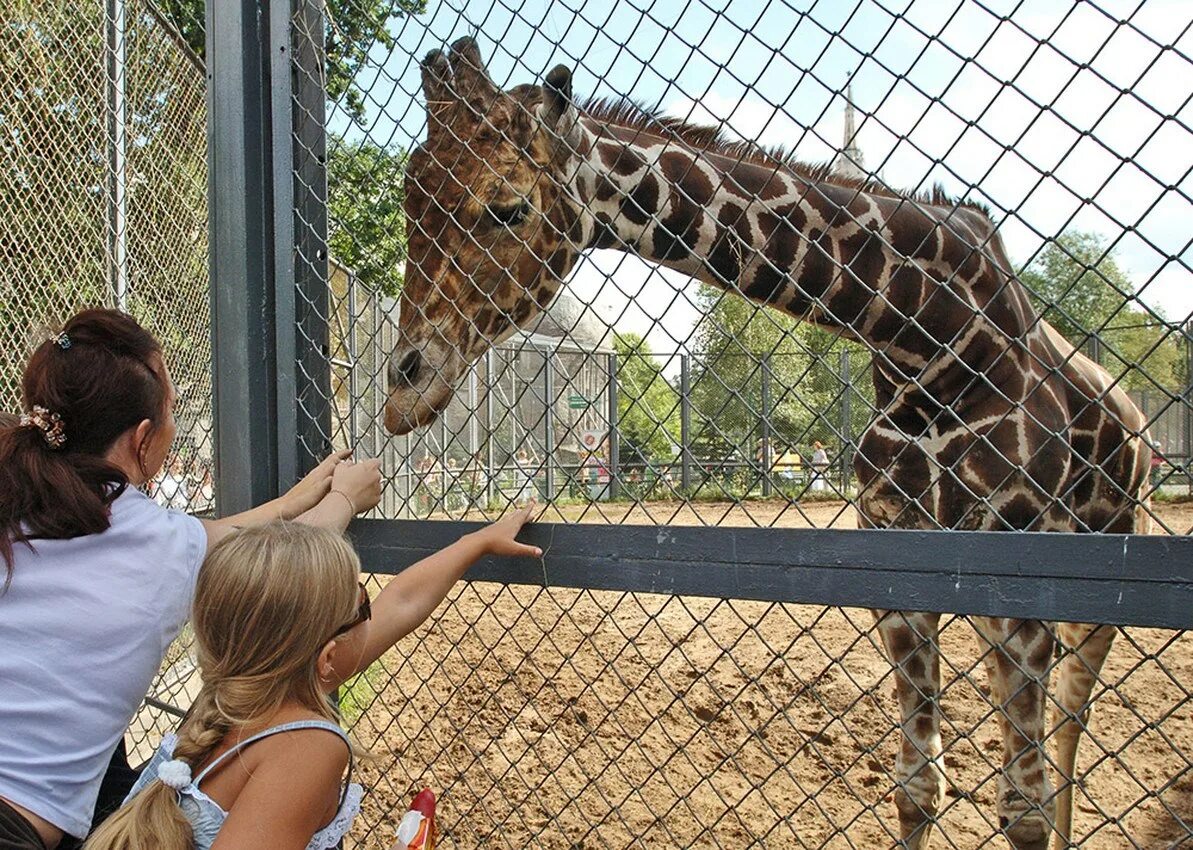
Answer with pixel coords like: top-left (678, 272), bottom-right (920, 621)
top-left (201, 452), bottom-right (383, 550)
top-left (209, 729), bottom-right (349, 850)
top-left (344, 503), bottom-right (541, 680)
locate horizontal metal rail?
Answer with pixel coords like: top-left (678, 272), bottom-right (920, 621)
top-left (350, 519), bottom-right (1193, 631)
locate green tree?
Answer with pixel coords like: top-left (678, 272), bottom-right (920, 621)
top-left (614, 333), bottom-right (680, 465)
top-left (327, 137), bottom-right (407, 296)
top-left (1020, 231), bottom-right (1129, 345)
top-left (1020, 231), bottom-right (1184, 392)
top-left (689, 285), bottom-right (870, 458)
top-left (159, 0), bottom-right (426, 125)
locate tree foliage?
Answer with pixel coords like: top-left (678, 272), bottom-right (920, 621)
top-left (689, 286), bottom-right (871, 459)
top-left (158, 0), bottom-right (426, 125)
top-left (327, 137), bottom-right (407, 296)
top-left (1021, 231), bottom-right (1185, 391)
top-left (613, 333), bottom-right (680, 464)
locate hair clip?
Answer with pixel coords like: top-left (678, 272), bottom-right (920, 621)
top-left (53, 332), bottom-right (71, 350)
top-left (19, 405), bottom-right (66, 449)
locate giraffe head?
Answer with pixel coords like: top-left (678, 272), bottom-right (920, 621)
top-left (384, 38), bottom-right (590, 434)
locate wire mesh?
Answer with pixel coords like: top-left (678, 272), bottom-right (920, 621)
top-left (284, 1), bottom-right (1193, 847)
top-left (6, 0), bottom-right (1181, 847)
top-left (0, 0), bottom-right (212, 760)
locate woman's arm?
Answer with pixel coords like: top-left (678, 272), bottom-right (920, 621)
top-left (344, 503), bottom-right (541, 680)
top-left (201, 452), bottom-right (383, 550)
top-left (208, 730), bottom-right (348, 850)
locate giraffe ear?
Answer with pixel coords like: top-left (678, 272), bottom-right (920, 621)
top-left (420, 49), bottom-right (454, 106)
top-left (541, 64), bottom-right (573, 127)
top-left (539, 64), bottom-right (583, 160)
top-left (448, 36), bottom-right (500, 112)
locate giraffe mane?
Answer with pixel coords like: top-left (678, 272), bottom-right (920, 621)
top-left (575, 95), bottom-right (990, 215)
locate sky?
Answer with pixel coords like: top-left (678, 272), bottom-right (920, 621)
top-left (333, 0), bottom-right (1193, 359)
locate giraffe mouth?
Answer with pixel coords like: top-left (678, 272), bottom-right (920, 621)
top-left (383, 383), bottom-right (454, 435)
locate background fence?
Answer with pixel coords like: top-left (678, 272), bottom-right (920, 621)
top-left (5, 0), bottom-right (1193, 848)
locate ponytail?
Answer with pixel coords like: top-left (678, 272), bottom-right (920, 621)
top-left (0, 309), bottom-right (165, 585)
top-left (84, 691), bottom-right (231, 850)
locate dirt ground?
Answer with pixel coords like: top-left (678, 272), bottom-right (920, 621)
top-left (345, 501), bottom-right (1193, 849)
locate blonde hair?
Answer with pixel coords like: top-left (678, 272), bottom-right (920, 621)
top-left (86, 522), bottom-right (362, 850)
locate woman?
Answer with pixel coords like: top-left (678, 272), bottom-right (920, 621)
top-left (0, 309), bottom-right (383, 850)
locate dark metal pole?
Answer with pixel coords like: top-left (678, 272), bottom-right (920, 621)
top-left (840, 348), bottom-right (852, 493)
top-left (485, 350), bottom-right (495, 505)
top-left (278, 0), bottom-right (332, 481)
top-left (607, 353), bottom-right (620, 500)
top-left (544, 352), bottom-right (555, 501)
top-left (1185, 325), bottom-right (1193, 483)
top-left (760, 355), bottom-right (772, 498)
top-left (681, 354), bottom-right (692, 493)
top-left (105, 0), bottom-right (128, 310)
top-left (207, 0), bottom-right (280, 514)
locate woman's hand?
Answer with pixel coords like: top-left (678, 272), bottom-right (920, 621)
top-left (280, 449), bottom-right (351, 517)
top-left (331, 457), bottom-right (383, 514)
top-left (467, 501), bottom-right (541, 558)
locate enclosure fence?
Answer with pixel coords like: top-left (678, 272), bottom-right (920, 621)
top-left (201, 0), bottom-right (1193, 847)
top-left (8, 1), bottom-right (1193, 849)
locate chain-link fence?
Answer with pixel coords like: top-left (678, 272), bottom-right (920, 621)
top-left (6, 0), bottom-right (1179, 847)
top-left (273, 1), bottom-right (1193, 847)
top-left (0, 0), bottom-right (212, 755)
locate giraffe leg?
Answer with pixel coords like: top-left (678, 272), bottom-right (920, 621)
top-left (976, 617), bottom-right (1056, 850)
top-left (875, 610), bottom-right (944, 849)
top-left (1051, 623), bottom-right (1115, 850)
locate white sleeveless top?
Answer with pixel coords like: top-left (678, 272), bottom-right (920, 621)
top-left (0, 487), bottom-right (206, 837)
top-left (127, 720), bottom-right (363, 850)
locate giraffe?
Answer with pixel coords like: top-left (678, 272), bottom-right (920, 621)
top-left (384, 38), bottom-right (1152, 850)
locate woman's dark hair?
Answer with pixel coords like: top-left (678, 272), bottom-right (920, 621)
top-left (0, 309), bottom-right (166, 584)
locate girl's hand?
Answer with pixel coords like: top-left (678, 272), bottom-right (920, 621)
top-left (331, 457), bottom-right (383, 514)
top-left (282, 449), bottom-right (351, 517)
top-left (468, 501), bottom-right (541, 558)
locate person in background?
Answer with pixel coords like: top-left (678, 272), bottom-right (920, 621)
top-left (0, 309), bottom-right (383, 850)
top-left (810, 440), bottom-right (829, 493)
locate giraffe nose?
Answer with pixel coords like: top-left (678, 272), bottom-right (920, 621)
top-left (390, 349), bottom-right (422, 387)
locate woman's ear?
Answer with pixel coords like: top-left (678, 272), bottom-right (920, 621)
top-left (132, 418), bottom-right (154, 472)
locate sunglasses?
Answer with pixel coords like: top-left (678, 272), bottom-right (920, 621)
top-left (330, 581), bottom-right (371, 640)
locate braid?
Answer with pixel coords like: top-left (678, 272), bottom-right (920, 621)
top-left (172, 689), bottom-right (233, 767)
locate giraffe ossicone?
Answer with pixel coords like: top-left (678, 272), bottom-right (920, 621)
top-left (391, 36), bottom-right (1150, 850)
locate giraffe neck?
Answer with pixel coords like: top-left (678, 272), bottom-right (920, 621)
top-left (568, 119), bottom-right (1036, 400)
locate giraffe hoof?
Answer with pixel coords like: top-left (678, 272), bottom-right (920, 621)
top-left (1001, 815), bottom-right (1051, 850)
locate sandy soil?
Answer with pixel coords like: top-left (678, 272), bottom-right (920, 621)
top-left (341, 500), bottom-right (1193, 849)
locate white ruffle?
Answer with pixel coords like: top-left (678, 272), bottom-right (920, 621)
top-left (305, 783), bottom-right (364, 850)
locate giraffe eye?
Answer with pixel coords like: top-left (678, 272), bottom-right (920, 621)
top-left (487, 201), bottom-right (531, 227)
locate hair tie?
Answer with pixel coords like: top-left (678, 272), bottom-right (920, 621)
top-left (157, 758), bottom-right (193, 790)
top-left (53, 332), bottom-right (71, 350)
top-left (19, 405), bottom-right (66, 449)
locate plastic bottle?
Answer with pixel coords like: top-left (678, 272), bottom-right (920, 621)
top-left (394, 788), bottom-right (436, 850)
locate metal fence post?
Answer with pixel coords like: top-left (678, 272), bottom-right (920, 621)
top-left (105, 0), bottom-right (128, 311)
top-left (607, 353), bottom-right (620, 500)
top-left (544, 352), bottom-right (555, 500)
top-left (681, 354), bottom-right (692, 493)
top-left (207, 0), bottom-right (280, 514)
top-left (277, 0), bottom-right (331, 481)
top-left (840, 348), bottom-right (853, 493)
top-left (760, 354), bottom-right (772, 498)
top-left (1185, 324), bottom-right (1193, 475)
top-left (485, 349), bottom-right (495, 505)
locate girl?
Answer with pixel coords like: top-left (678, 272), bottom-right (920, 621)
top-left (0, 309), bottom-right (383, 850)
top-left (87, 514), bottom-right (540, 850)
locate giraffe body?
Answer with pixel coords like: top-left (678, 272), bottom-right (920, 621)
top-left (389, 39), bottom-right (1151, 849)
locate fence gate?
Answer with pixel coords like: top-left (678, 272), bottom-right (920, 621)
top-left (202, 1), bottom-right (1193, 849)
